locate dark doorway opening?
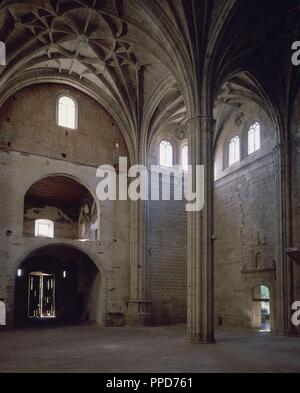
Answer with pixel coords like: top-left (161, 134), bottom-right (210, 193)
top-left (15, 245), bottom-right (100, 327)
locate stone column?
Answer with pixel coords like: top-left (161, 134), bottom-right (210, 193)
top-left (126, 147), bottom-right (150, 325)
top-left (126, 197), bottom-right (150, 325)
top-left (186, 115), bottom-right (215, 343)
top-left (274, 143), bottom-right (295, 336)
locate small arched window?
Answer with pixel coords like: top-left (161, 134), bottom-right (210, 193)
top-left (260, 285), bottom-right (270, 300)
top-left (181, 144), bottom-right (188, 171)
top-left (57, 96), bottom-right (77, 129)
top-left (160, 140), bottom-right (173, 167)
top-left (228, 136), bottom-right (240, 166)
top-left (248, 122), bottom-right (260, 155)
top-left (35, 219), bottom-right (54, 239)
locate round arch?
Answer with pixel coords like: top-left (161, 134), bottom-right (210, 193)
top-left (13, 243), bottom-right (105, 327)
top-left (249, 281), bottom-right (275, 332)
top-left (23, 172), bottom-right (100, 214)
top-left (13, 241), bottom-right (105, 276)
top-left (23, 172), bottom-right (101, 240)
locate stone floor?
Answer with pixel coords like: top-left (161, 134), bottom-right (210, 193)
top-left (0, 324), bottom-right (300, 373)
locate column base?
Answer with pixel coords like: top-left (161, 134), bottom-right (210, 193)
top-left (126, 299), bottom-right (151, 326)
top-left (189, 337), bottom-right (216, 344)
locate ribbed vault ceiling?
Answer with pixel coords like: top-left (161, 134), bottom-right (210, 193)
top-left (1, 0), bottom-right (300, 149)
top-left (0, 0), bottom-right (189, 152)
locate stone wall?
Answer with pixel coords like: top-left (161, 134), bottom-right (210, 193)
top-left (0, 84), bottom-right (130, 326)
top-left (0, 84), bottom-right (128, 166)
top-left (214, 102), bottom-right (278, 328)
top-left (23, 205), bottom-right (77, 240)
top-left (147, 129), bottom-right (187, 325)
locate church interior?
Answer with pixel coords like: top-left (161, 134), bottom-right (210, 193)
top-left (0, 0), bottom-right (300, 373)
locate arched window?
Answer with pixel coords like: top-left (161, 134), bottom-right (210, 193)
top-left (248, 122), bottom-right (260, 155)
top-left (260, 285), bottom-right (270, 300)
top-left (160, 140), bottom-right (173, 167)
top-left (35, 219), bottom-right (54, 239)
top-left (57, 96), bottom-right (77, 129)
top-left (181, 144), bottom-right (188, 171)
top-left (228, 136), bottom-right (240, 166)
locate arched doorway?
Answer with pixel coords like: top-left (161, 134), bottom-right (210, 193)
top-left (252, 285), bottom-right (271, 332)
top-left (15, 245), bottom-right (101, 326)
